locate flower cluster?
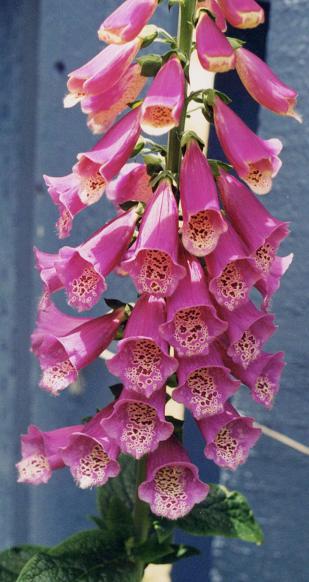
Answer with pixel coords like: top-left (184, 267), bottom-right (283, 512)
top-left (17, 0), bottom-right (297, 521)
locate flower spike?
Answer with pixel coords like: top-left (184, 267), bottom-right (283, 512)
top-left (98, 0), bottom-right (158, 45)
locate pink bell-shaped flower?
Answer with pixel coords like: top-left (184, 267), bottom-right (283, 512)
top-left (196, 12), bottom-right (235, 73)
top-left (106, 163), bottom-right (153, 208)
top-left (197, 1), bottom-right (227, 32)
top-left (98, 0), bottom-right (158, 45)
top-left (256, 254), bottom-right (294, 310)
top-left (217, 0), bottom-right (264, 29)
top-left (43, 173), bottom-right (86, 239)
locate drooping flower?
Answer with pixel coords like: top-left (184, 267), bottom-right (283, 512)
top-left (121, 180), bottom-right (186, 297)
top-left (196, 12), bottom-right (235, 73)
top-left (31, 301), bottom-right (125, 395)
top-left (34, 248), bottom-right (63, 297)
top-left (53, 208), bottom-right (138, 312)
top-left (198, 402), bottom-right (261, 470)
top-left (61, 406), bottom-right (120, 489)
top-left (107, 295), bottom-right (178, 398)
top-left (98, 0), bottom-right (158, 45)
top-left (197, 0), bottom-right (227, 32)
top-left (138, 436), bottom-right (209, 519)
top-left (159, 250), bottom-right (227, 357)
top-left (213, 97), bottom-right (282, 194)
top-left (81, 63), bottom-right (147, 135)
top-left (106, 163), bottom-right (152, 208)
top-left (43, 173), bottom-right (86, 239)
top-left (180, 139), bottom-right (227, 256)
top-left (256, 254), bottom-right (294, 310)
top-left (64, 39), bottom-right (141, 107)
top-left (217, 170), bottom-right (289, 278)
top-left (73, 107), bottom-right (142, 206)
top-left (205, 223), bottom-right (260, 311)
top-left (172, 345), bottom-right (240, 420)
top-left (140, 57), bottom-right (185, 136)
top-left (235, 47), bottom-right (301, 121)
top-left (218, 300), bottom-right (276, 369)
top-left (217, 0), bottom-right (264, 29)
top-left (16, 424), bottom-right (82, 485)
top-left (101, 389), bottom-right (174, 459)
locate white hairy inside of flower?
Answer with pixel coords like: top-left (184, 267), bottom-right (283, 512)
top-left (79, 171), bottom-right (106, 205)
top-left (255, 242), bottom-right (275, 274)
top-left (187, 368), bottom-right (223, 417)
top-left (153, 466), bottom-right (189, 519)
top-left (216, 262), bottom-right (248, 310)
top-left (17, 454), bottom-right (51, 484)
top-left (125, 339), bottom-right (163, 392)
top-left (233, 330), bottom-right (261, 368)
top-left (183, 210), bottom-right (218, 256)
top-left (174, 307), bottom-right (209, 356)
top-left (246, 162), bottom-right (272, 195)
top-left (137, 250), bottom-right (173, 295)
top-left (254, 375), bottom-right (275, 407)
top-left (41, 359), bottom-right (76, 394)
top-left (68, 265), bottom-right (102, 309)
top-left (121, 402), bottom-right (157, 457)
top-left (142, 105), bottom-right (175, 135)
top-left (214, 425), bottom-right (245, 467)
top-left (73, 443), bottom-right (111, 489)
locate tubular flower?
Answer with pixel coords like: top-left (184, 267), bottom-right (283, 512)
top-left (140, 57), bottom-right (185, 136)
top-left (217, 170), bottom-right (289, 278)
top-left (64, 39), bottom-right (141, 107)
top-left (227, 351), bottom-right (285, 408)
top-left (31, 301), bottom-right (125, 395)
top-left (81, 64), bottom-right (147, 135)
top-left (73, 107), bottom-right (142, 206)
top-left (121, 180), bottom-right (186, 297)
top-left (205, 223), bottom-right (260, 311)
top-left (106, 163), bottom-right (153, 208)
top-left (16, 424), bottom-right (83, 485)
top-left (256, 253), bottom-right (294, 310)
top-left (198, 402), bottom-right (261, 470)
top-left (197, 0), bottom-right (227, 32)
top-left (180, 139), bottom-right (227, 256)
top-left (101, 389), bottom-right (174, 460)
top-left (43, 173), bottom-right (86, 239)
top-left (196, 12), bottom-right (235, 73)
top-left (235, 47), bottom-right (301, 121)
top-left (34, 248), bottom-right (63, 298)
top-left (172, 345), bottom-right (240, 420)
top-left (98, 0), bottom-right (158, 45)
top-left (107, 295), bottom-right (178, 398)
top-left (159, 250), bottom-right (227, 357)
top-left (218, 300), bottom-right (276, 369)
top-left (138, 436), bottom-right (209, 519)
top-left (213, 97), bottom-right (282, 195)
top-left (53, 208), bottom-right (138, 312)
top-left (217, 0), bottom-right (264, 29)
top-left (61, 406), bottom-right (120, 489)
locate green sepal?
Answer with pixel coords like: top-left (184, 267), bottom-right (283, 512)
top-left (227, 36), bottom-right (246, 49)
top-left (180, 130), bottom-right (205, 152)
top-left (137, 54), bottom-right (163, 77)
top-left (142, 153), bottom-right (165, 175)
top-left (162, 49), bottom-right (187, 67)
top-left (128, 99), bottom-right (143, 110)
top-left (150, 170), bottom-right (178, 189)
top-left (130, 140), bottom-right (145, 158)
top-left (139, 25), bottom-right (158, 49)
top-left (213, 89), bottom-right (232, 105)
top-left (208, 159), bottom-right (233, 177)
top-left (0, 546), bottom-right (48, 581)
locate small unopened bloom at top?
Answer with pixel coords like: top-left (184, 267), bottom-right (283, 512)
top-left (236, 47), bottom-right (301, 122)
top-left (198, 402), bottom-right (261, 470)
top-left (213, 97), bottom-right (282, 195)
top-left (106, 163), bottom-right (153, 208)
top-left (43, 173), bottom-right (86, 239)
top-left (121, 180), bottom-right (186, 297)
top-left (141, 57), bottom-right (185, 136)
top-left (217, 0), bottom-right (264, 29)
top-left (197, 1), bottom-right (227, 32)
top-left (196, 13), bottom-right (235, 73)
top-left (180, 139), bottom-right (227, 256)
top-left (31, 301), bottom-right (125, 395)
top-left (107, 295), bottom-right (178, 397)
top-left (16, 424), bottom-right (82, 485)
top-left (64, 39), bottom-right (141, 107)
top-left (138, 436), bottom-right (209, 519)
top-left (61, 406), bottom-right (120, 489)
top-left (98, 0), bottom-right (158, 45)
top-left (159, 250), bottom-right (227, 357)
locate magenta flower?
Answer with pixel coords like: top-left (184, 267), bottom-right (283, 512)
top-left (107, 295), bottom-right (178, 398)
top-left (256, 253), bottom-right (294, 310)
top-left (98, 0), bottom-right (158, 45)
top-left (173, 345), bottom-right (240, 420)
top-left (159, 250), bottom-right (227, 357)
top-left (217, 170), bottom-right (289, 277)
top-left (73, 107), bottom-right (142, 206)
top-left (138, 436), bottom-right (209, 519)
top-left (219, 300), bottom-right (276, 369)
top-left (101, 389), bottom-right (174, 460)
top-left (205, 223), bottom-right (260, 311)
top-left (236, 47), bottom-right (301, 122)
top-left (34, 248), bottom-right (63, 298)
top-left (180, 139), bottom-right (227, 256)
top-left (121, 180), bottom-right (186, 297)
top-left (140, 57), bottom-right (185, 136)
top-left (43, 173), bottom-right (86, 239)
top-left (64, 39), bottom-right (141, 107)
top-left (228, 351), bottom-right (285, 408)
top-left (61, 406), bottom-right (120, 489)
top-left (213, 97), bottom-right (282, 195)
top-left (81, 64), bottom-right (147, 135)
top-left (16, 424), bottom-right (82, 485)
top-left (106, 163), bottom-right (152, 208)
top-left (196, 12), bottom-right (235, 73)
top-left (197, 1), bottom-right (227, 32)
top-left (198, 402), bottom-right (261, 470)
top-left (31, 301), bottom-right (125, 395)
top-left (53, 208), bottom-right (138, 312)
top-left (217, 0), bottom-right (264, 29)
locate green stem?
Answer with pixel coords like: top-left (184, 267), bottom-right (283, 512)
top-left (133, 457), bottom-right (149, 580)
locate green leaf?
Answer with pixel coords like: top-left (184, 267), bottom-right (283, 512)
top-left (130, 537), bottom-right (174, 564)
top-left (0, 546), bottom-right (47, 581)
top-left (137, 54), bottom-right (162, 77)
top-left (151, 544), bottom-right (200, 564)
top-left (177, 484), bottom-right (264, 545)
top-left (152, 518), bottom-right (175, 544)
top-left (97, 455), bottom-right (137, 518)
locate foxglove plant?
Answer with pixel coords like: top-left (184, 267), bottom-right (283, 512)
top-left (11, 0), bottom-right (299, 579)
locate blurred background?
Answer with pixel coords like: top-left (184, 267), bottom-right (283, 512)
top-left (0, 1), bottom-right (308, 580)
